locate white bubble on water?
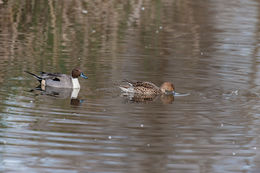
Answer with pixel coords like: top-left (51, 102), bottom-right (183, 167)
top-left (82, 10), bottom-right (88, 14)
top-left (232, 90), bottom-right (239, 95)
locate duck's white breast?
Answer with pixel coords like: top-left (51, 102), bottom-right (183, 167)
top-left (72, 78), bottom-right (80, 89)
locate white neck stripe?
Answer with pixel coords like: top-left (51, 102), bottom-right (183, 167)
top-left (72, 78), bottom-right (80, 89)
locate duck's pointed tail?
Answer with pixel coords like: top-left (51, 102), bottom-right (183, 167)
top-left (25, 71), bottom-right (42, 82)
top-left (122, 79), bottom-right (134, 86)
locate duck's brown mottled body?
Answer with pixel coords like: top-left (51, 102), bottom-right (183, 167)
top-left (119, 80), bottom-right (174, 96)
top-left (130, 81), bottom-right (161, 95)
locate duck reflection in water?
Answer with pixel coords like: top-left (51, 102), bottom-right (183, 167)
top-left (31, 85), bottom-right (83, 106)
top-left (119, 80), bottom-right (175, 104)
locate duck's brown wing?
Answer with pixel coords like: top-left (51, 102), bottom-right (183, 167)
top-left (134, 82), bottom-right (159, 90)
top-left (123, 80), bottom-right (158, 88)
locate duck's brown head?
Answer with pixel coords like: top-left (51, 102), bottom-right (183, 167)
top-left (72, 68), bottom-right (88, 79)
top-left (160, 82), bottom-right (175, 95)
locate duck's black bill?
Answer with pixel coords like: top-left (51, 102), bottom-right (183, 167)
top-left (80, 73), bottom-right (88, 79)
top-left (165, 90), bottom-right (175, 95)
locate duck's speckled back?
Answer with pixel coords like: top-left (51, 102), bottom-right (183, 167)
top-left (134, 84), bottom-right (161, 95)
top-left (121, 80), bottom-right (161, 95)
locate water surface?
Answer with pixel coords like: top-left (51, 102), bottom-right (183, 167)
top-left (1, 0), bottom-right (260, 172)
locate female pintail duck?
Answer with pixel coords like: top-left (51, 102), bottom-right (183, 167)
top-left (119, 80), bottom-right (175, 96)
top-left (25, 67), bottom-right (88, 89)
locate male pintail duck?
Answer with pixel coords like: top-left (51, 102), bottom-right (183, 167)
top-left (119, 80), bottom-right (175, 96)
top-left (25, 67), bottom-right (88, 89)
